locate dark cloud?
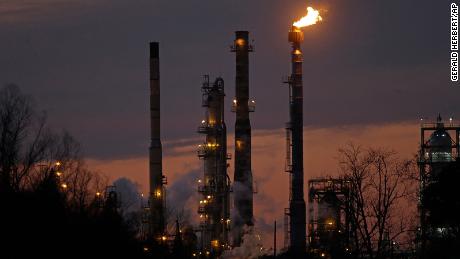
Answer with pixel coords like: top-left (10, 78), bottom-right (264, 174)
top-left (0, 0), bottom-right (455, 160)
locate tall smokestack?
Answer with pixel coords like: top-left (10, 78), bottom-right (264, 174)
top-left (149, 42), bottom-right (165, 239)
top-left (287, 26), bottom-right (306, 257)
top-left (231, 31), bottom-right (254, 246)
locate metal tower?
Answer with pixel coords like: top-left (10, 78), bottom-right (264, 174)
top-left (230, 31), bottom-right (255, 246)
top-left (307, 178), bottom-right (352, 257)
top-left (149, 42), bottom-right (167, 240)
top-left (197, 76), bottom-right (231, 255)
top-left (418, 115), bottom-right (460, 254)
top-left (284, 26), bottom-right (306, 257)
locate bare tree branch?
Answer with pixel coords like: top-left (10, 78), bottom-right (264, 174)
top-left (338, 144), bottom-right (417, 258)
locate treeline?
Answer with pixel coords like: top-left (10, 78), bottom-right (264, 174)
top-left (0, 85), bottom-right (147, 258)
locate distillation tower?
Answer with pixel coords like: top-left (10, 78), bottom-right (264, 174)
top-left (307, 178), bottom-right (352, 257)
top-left (197, 76), bottom-right (231, 255)
top-left (230, 31), bottom-right (255, 246)
top-left (418, 115), bottom-right (460, 253)
top-left (149, 42), bottom-right (167, 240)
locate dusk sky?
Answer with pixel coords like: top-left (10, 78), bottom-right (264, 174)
top-left (0, 0), bottom-right (458, 249)
top-left (1, 0), bottom-right (456, 158)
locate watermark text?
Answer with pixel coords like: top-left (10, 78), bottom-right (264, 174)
top-left (451, 3), bottom-right (458, 81)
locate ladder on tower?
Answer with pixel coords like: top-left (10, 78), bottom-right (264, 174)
top-left (284, 208), bottom-right (290, 249)
top-left (285, 122), bottom-right (293, 201)
top-left (285, 122), bottom-right (292, 173)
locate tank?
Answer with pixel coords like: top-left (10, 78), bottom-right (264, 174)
top-left (428, 129), bottom-right (453, 162)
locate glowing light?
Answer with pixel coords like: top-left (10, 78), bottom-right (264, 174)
top-left (155, 189), bottom-right (162, 198)
top-left (233, 99), bottom-right (237, 104)
top-left (236, 140), bottom-right (243, 149)
top-left (211, 239), bottom-right (219, 247)
top-left (96, 192), bottom-right (101, 197)
top-left (293, 6), bottom-right (322, 28)
top-left (61, 183), bottom-right (68, 189)
top-left (55, 161), bottom-right (61, 166)
top-left (56, 171), bottom-right (62, 177)
top-left (202, 120), bottom-right (206, 124)
top-left (161, 235), bottom-right (167, 241)
top-left (207, 195), bottom-right (211, 199)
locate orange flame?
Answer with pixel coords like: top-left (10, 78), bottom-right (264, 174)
top-left (293, 6), bottom-right (322, 28)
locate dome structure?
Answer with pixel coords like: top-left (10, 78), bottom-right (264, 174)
top-left (428, 128), bottom-right (453, 162)
top-left (428, 129), bottom-right (452, 152)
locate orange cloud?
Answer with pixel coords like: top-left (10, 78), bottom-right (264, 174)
top-left (88, 121), bottom-right (420, 249)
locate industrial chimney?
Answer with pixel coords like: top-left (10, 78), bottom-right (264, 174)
top-left (149, 42), bottom-right (166, 240)
top-left (286, 26), bottom-right (306, 257)
top-left (231, 31), bottom-right (255, 246)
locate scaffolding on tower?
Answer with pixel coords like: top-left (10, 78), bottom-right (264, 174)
top-left (196, 75), bottom-right (231, 256)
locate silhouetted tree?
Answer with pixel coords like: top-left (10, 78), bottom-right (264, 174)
top-left (0, 85), bottom-right (147, 258)
top-left (338, 144), bottom-right (417, 258)
top-left (0, 84), bottom-right (53, 192)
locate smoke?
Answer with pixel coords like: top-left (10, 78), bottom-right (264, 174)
top-left (231, 181), bottom-right (253, 224)
top-left (254, 216), bottom-right (274, 245)
top-left (112, 177), bottom-right (143, 217)
top-left (232, 181), bottom-right (253, 200)
top-left (166, 169), bottom-right (200, 227)
top-left (112, 177), bottom-right (145, 236)
top-left (221, 226), bottom-right (270, 259)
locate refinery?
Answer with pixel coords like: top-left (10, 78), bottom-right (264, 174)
top-left (142, 6), bottom-right (460, 259)
top-left (0, 2), bottom-right (458, 259)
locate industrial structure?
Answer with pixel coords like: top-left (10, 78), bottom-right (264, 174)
top-left (197, 75), bottom-right (231, 255)
top-left (149, 42), bottom-right (167, 240)
top-left (230, 31), bottom-right (255, 246)
top-left (307, 178), bottom-right (352, 258)
top-left (418, 115), bottom-right (460, 254)
top-left (283, 25), bottom-right (307, 257)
